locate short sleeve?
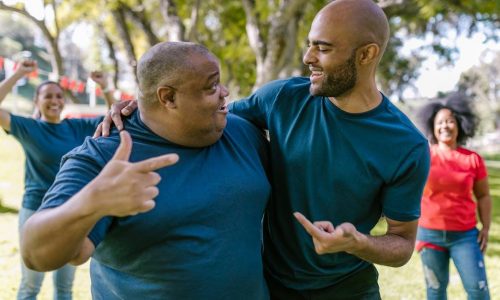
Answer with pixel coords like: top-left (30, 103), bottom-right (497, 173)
top-left (228, 79), bottom-right (287, 130)
top-left (475, 153), bottom-right (488, 181)
top-left (381, 142), bottom-right (431, 221)
top-left (5, 114), bottom-right (36, 140)
top-left (40, 139), bottom-right (112, 247)
top-left (71, 116), bottom-right (104, 135)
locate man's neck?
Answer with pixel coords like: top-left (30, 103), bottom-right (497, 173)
top-left (139, 109), bottom-right (220, 148)
top-left (328, 87), bottom-right (382, 113)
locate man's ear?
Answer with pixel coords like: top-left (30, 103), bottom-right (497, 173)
top-left (157, 86), bottom-right (176, 108)
top-left (358, 43), bottom-right (380, 65)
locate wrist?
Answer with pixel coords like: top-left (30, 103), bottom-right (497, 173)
top-left (71, 183), bottom-right (107, 220)
top-left (12, 71), bottom-right (27, 80)
top-left (347, 231), bottom-right (369, 255)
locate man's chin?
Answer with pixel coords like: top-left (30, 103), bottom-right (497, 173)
top-left (309, 85), bottom-right (323, 96)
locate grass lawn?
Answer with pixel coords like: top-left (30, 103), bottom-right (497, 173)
top-left (1, 130), bottom-right (499, 299)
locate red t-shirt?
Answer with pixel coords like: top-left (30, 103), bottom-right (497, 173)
top-left (419, 145), bottom-right (487, 231)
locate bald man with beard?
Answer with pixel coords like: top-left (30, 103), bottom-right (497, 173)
top-left (99, 0), bottom-right (430, 299)
top-left (230, 0), bottom-right (430, 299)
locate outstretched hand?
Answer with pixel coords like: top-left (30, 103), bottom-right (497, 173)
top-left (293, 212), bottom-right (365, 255)
top-left (88, 130), bottom-right (178, 217)
top-left (93, 100), bottom-right (138, 138)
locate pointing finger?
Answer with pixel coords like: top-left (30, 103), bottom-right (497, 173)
top-left (111, 131), bottom-right (132, 161)
top-left (133, 153), bottom-right (179, 172)
top-left (294, 212), bottom-right (323, 238)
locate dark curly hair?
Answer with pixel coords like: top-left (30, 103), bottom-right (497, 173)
top-left (417, 92), bottom-right (477, 145)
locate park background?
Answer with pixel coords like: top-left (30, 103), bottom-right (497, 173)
top-left (0, 0), bottom-right (499, 299)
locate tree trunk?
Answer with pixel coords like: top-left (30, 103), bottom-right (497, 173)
top-left (0, 3), bottom-right (64, 76)
top-left (241, 0), bottom-right (308, 89)
top-left (186, 0), bottom-right (202, 42)
top-left (0, 2), bottom-right (84, 102)
top-left (112, 6), bottom-right (139, 84)
top-left (121, 4), bottom-right (160, 46)
top-left (160, 0), bottom-right (185, 41)
top-left (98, 23), bottom-right (120, 88)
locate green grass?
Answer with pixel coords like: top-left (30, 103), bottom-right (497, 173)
top-left (1, 129), bottom-right (499, 299)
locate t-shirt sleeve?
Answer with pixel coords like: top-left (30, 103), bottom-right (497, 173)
top-left (228, 79), bottom-right (286, 130)
top-left (74, 116), bottom-right (104, 135)
top-left (475, 153), bottom-right (488, 181)
top-left (40, 139), bottom-right (112, 247)
top-left (381, 142), bottom-right (431, 221)
top-left (5, 114), bottom-right (35, 141)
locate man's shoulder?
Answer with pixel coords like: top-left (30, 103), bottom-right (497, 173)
top-left (63, 134), bottom-right (119, 167)
top-left (259, 76), bottom-right (310, 94)
top-left (382, 98), bottom-right (427, 142)
top-left (226, 113), bottom-right (262, 134)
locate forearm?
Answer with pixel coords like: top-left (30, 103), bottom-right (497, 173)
top-left (0, 72), bottom-right (24, 105)
top-left (21, 187), bottom-right (103, 271)
top-left (349, 232), bottom-right (416, 267)
top-left (477, 195), bottom-right (492, 230)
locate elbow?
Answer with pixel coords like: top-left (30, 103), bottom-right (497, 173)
top-left (69, 251), bottom-right (91, 266)
top-left (387, 256), bottom-right (411, 267)
top-left (386, 248), bottom-right (414, 268)
top-left (20, 226), bottom-right (66, 272)
top-left (21, 252), bottom-right (59, 272)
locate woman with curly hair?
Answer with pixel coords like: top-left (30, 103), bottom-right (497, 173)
top-left (416, 92), bottom-right (492, 300)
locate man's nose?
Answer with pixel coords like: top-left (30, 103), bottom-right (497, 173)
top-left (303, 47), bottom-right (317, 65)
top-left (220, 84), bottom-right (229, 98)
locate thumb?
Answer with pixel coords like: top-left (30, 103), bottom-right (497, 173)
top-left (111, 130), bottom-right (132, 161)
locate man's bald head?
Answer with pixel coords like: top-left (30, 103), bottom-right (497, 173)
top-left (137, 41), bottom-right (212, 107)
top-left (317, 0), bottom-right (389, 57)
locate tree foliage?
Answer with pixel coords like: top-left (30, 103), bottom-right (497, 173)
top-left (1, 0), bottom-right (498, 99)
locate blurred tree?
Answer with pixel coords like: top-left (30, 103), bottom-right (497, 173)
top-left (4, 0), bottom-right (497, 100)
top-left (379, 0), bottom-right (499, 99)
top-left (0, 0), bottom-right (64, 76)
top-left (457, 50), bottom-right (500, 131)
top-left (0, 12), bottom-right (35, 57)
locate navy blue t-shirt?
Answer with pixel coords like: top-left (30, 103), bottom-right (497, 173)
top-left (6, 114), bottom-right (101, 210)
top-left (41, 111), bottom-right (271, 299)
top-left (230, 77), bottom-right (430, 290)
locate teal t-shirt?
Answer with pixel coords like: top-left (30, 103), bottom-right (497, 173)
top-left (41, 111), bottom-right (271, 299)
top-left (230, 77), bottom-right (430, 290)
top-left (6, 114), bottom-right (101, 210)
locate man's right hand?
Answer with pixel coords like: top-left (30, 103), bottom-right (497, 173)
top-left (86, 130), bottom-right (178, 217)
top-left (93, 100), bottom-right (138, 137)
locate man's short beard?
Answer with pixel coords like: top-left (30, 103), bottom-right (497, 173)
top-left (310, 50), bottom-right (357, 98)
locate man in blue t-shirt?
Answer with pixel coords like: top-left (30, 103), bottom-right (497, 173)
top-left (20, 42), bottom-right (271, 299)
top-left (229, 1), bottom-right (429, 298)
top-left (99, 1), bottom-right (430, 298)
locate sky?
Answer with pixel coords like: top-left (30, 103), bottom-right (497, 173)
top-left (402, 31), bottom-right (499, 99)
